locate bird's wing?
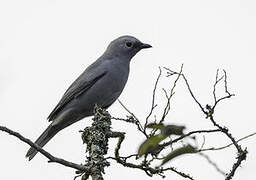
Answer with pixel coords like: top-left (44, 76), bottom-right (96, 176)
top-left (47, 62), bottom-right (107, 121)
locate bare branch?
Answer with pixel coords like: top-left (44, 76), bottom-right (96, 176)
top-left (200, 132), bottom-right (256, 152)
top-left (0, 126), bottom-right (88, 172)
top-left (117, 99), bottom-right (147, 137)
top-left (212, 69), bottom-right (235, 110)
top-left (145, 67), bottom-right (162, 129)
top-left (160, 65), bottom-right (183, 122)
top-left (160, 129), bottom-right (221, 148)
top-left (180, 73), bottom-right (208, 115)
top-left (225, 149), bottom-right (247, 180)
top-left (165, 66), bottom-right (207, 115)
top-left (198, 152), bottom-right (226, 176)
top-left (213, 69), bottom-right (224, 103)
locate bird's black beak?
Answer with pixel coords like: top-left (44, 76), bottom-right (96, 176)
top-left (140, 43), bottom-right (152, 49)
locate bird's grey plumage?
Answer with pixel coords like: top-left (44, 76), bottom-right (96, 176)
top-left (26, 35), bottom-right (151, 160)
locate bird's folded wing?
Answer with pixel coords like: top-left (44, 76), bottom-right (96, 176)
top-left (47, 70), bottom-right (107, 121)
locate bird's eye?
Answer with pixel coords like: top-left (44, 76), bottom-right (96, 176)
top-left (125, 41), bottom-right (133, 48)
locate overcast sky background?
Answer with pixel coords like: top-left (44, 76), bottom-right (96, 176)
top-left (0, 0), bottom-right (255, 179)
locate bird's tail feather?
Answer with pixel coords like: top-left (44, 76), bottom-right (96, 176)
top-left (25, 124), bottom-right (59, 161)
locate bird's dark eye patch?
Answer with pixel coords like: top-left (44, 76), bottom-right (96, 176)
top-left (125, 41), bottom-right (133, 48)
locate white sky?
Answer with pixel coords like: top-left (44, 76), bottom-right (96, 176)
top-left (0, 0), bottom-right (255, 179)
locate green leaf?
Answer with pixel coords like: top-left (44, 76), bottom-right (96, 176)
top-left (161, 125), bottom-right (186, 136)
top-left (146, 123), bottom-right (164, 129)
top-left (161, 145), bottom-right (197, 165)
top-left (138, 134), bottom-right (167, 157)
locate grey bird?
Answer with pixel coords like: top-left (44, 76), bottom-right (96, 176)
top-left (25, 35), bottom-right (152, 160)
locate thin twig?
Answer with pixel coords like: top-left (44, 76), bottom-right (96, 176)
top-left (145, 67), bottom-right (162, 129)
top-left (118, 99), bottom-right (139, 121)
top-left (117, 99), bottom-right (147, 137)
top-left (200, 132), bottom-right (256, 152)
top-left (213, 69), bottom-right (224, 103)
top-left (181, 73), bottom-right (207, 114)
top-left (212, 70), bottom-right (235, 110)
top-left (199, 152), bottom-right (226, 176)
top-left (161, 65), bottom-right (183, 122)
top-left (160, 129), bottom-right (221, 147)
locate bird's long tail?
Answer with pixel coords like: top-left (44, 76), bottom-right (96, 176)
top-left (25, 124), bottom-right (59, 161)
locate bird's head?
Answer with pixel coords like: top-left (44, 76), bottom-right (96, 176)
top-left (105, 35), bottom-right (152, 59)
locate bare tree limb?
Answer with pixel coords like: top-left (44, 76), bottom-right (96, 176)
top-left (0, 126), bottom-right (88, 172)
